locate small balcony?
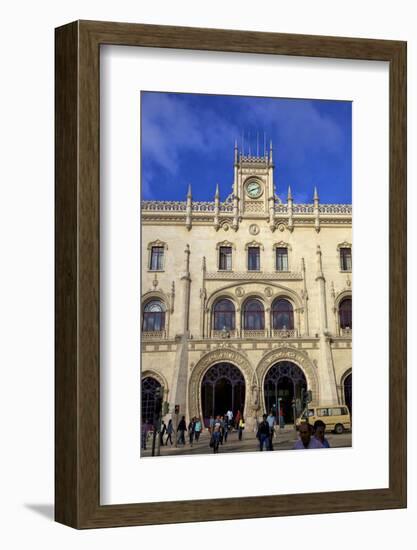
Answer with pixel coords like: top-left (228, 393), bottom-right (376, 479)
top-left (272, 329), bottom-right (298, 338)
top-left (340, 327), bottom-right (352, 337)
top-left (141, 330), bottom-right (167, 340)
top-left (211, 329), bottom-right (237, 339)
top-left (241, 329), bottom-right (268, 339)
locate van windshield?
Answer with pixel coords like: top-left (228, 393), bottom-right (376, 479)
top-left (302, 409), bottom-right (314, 419)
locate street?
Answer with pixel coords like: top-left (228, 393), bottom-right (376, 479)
top-left (141, 426), bottom-right (352, 457)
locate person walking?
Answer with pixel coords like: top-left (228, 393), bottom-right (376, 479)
top-left (238, 417), bottom-right (245, 441)
top-left (160, 420), bottom-right (167, 446)
top-left (188, 417), bottom-right (196, 447)
top-left (141, 419), bottom-right (151, 451)
top-left (293, 422), bottom-right (324, 449)
top-left (313, 419), bottom-right (330, 448)
top-left (223, 416), bottom-right (229, 443)
top-left (177, 416), bottom-right (187, 445)
top-left (208, 415), bottom-right (214, 434)
top-left (235, 409), bottom-right (241, 430)
top-left (211, 423), bottom-right (221, 454)
top-left (194, 417), bottom-right (202, 442)
top-left (257, 414), bottom-right (271, 451)
top-left (266, 410), bottom-right (276, 451)
top-left (219, 416), bottom-right (225, 445)
top-left (165, 419), bottom-right (174, 445)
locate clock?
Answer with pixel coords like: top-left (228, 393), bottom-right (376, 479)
top-left (246, 180), bottom-right (263, 199)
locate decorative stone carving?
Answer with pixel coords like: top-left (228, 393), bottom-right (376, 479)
top-left (244, 201), bottom-right (264, 213)
top-left (249, 223), bottom-right (260, 235)
top-left (272, 240), bottom-right (292, 251)
top-left (147, 238), bottom-right (168, 250)
top-left (251, 384), bottom-right (259, 410)
top-left (264, 286), bottom-right (273, 297)
top-left (141, 369), bottom-right (169, 395)
top-left (188, 348), bottom-right (254, 421)
top-left (337, 240), bottom-right (352, 250)
top-left (235, 287), bottom-right (245, 297)
top-left (205, 271), bottom-right (302, 281)
top-left (245, 240), bottom-right (264, 250)
top-left (255, 347), bottom-right (319, 406)
top-left (216, 240), bottom-right (235, 250)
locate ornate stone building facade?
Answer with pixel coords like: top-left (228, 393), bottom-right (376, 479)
top-left (141, 144), bottom-right (352, 430)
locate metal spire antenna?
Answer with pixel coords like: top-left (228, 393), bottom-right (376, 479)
top-left (257, 131), bottom-right (259, 157)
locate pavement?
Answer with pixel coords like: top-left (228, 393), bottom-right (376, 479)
top-left (141, 425), bottom-right (352, 457)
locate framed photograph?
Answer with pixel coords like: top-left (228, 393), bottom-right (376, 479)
top-left (55, 20), bottom-right (406, 528)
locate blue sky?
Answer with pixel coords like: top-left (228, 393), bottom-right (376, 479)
top-left (141, 92), bottom-right (351, 204)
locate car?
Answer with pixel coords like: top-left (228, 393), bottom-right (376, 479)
top-left (296, 405), bottom-right (351, 434)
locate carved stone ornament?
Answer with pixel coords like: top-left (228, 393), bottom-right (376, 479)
top-left (235, 286), bottom-right (245, 297)
top-left (337, 240), bottom-right (352, 250)
top-left (216, 240), bottom-right (235, 250)
top-left (255, 347), bottom-right (320, 404)
top-left (147, 238), bottom-right (168, 250)
top-left (245, 240), bottom-right (264, 250)
top-left (278, 223), bottom-right (286, 232)
top-left (264, 287), bottom-right (273, 297)
top-left (188, 348), bottom-right (254, 421)
top-left (249, 223), bottom-right (260, 235)
top-left (273, 240), bottom-right (292, 251)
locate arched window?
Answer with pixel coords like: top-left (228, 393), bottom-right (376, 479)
top-left (243, 299), bottom-right (264, 330)
top-left (271, 298), bottom-right (294, 330)
top-left (213, 299), bottom-right (235, 330)
top-left (339, 298), bottom-right (352, 329)
top-left (142, 300), bottom-right (166, 331)
top-left (141, 377), bottom-right (161, 423)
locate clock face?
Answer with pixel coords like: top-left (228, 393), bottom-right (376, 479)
top-left (246, 180), bottom-right (263, 199)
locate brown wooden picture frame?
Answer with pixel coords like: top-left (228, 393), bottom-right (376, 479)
top-left (55, 20), bottom-right (407, 529)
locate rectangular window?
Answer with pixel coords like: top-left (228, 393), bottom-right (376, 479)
top-left (219, 246), bottom-right (232, 270)
top-left (247, 247), bottom-right (260, 271)
top-left (276, 247), bottom-right (288, 271)
top-left (340, 247), bottom-right (352, 271)
top-left (150, 246), bottom-right (164, 270)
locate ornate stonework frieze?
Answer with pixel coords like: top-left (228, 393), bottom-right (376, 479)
top-left (205, 271), bottom-right (302, 281)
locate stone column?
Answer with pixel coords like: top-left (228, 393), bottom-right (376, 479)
top-left (266, 307), bottom-right (271, 337)
top-left (287, 186), bottom-right (294, 232)
top-left (268, 141), bottom-right (275, 231)
top-left (185, 185), bottom-right (192, 231)
top-left (233, 141), bottom-right (239, 230)
top-left (181, 244), bottom-right (191, 334)
top-left (200, 256), bottom-right (207, 338)
top-left (314, 187), bottom-right (320, 233)
top-left (169, 245), bottom-right (192, 423)
top-left (213, 184), bottom-right (220, 230)
top-left (315, 245), bottom-right (339, 405)
top-left (301, 257), bottom-right (310, 336)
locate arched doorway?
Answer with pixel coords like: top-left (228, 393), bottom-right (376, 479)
top-left (141, 376), bottom-right (161, 424)
top-left (201, 363), bottom-right (245, 426)
top-left (264, 361), bottom-right (307, 423)
top-left (343, 372), bottom-right (352, 415)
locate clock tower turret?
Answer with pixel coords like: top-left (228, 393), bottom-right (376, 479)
top-left (232, 139), bottom-right (276, 230)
